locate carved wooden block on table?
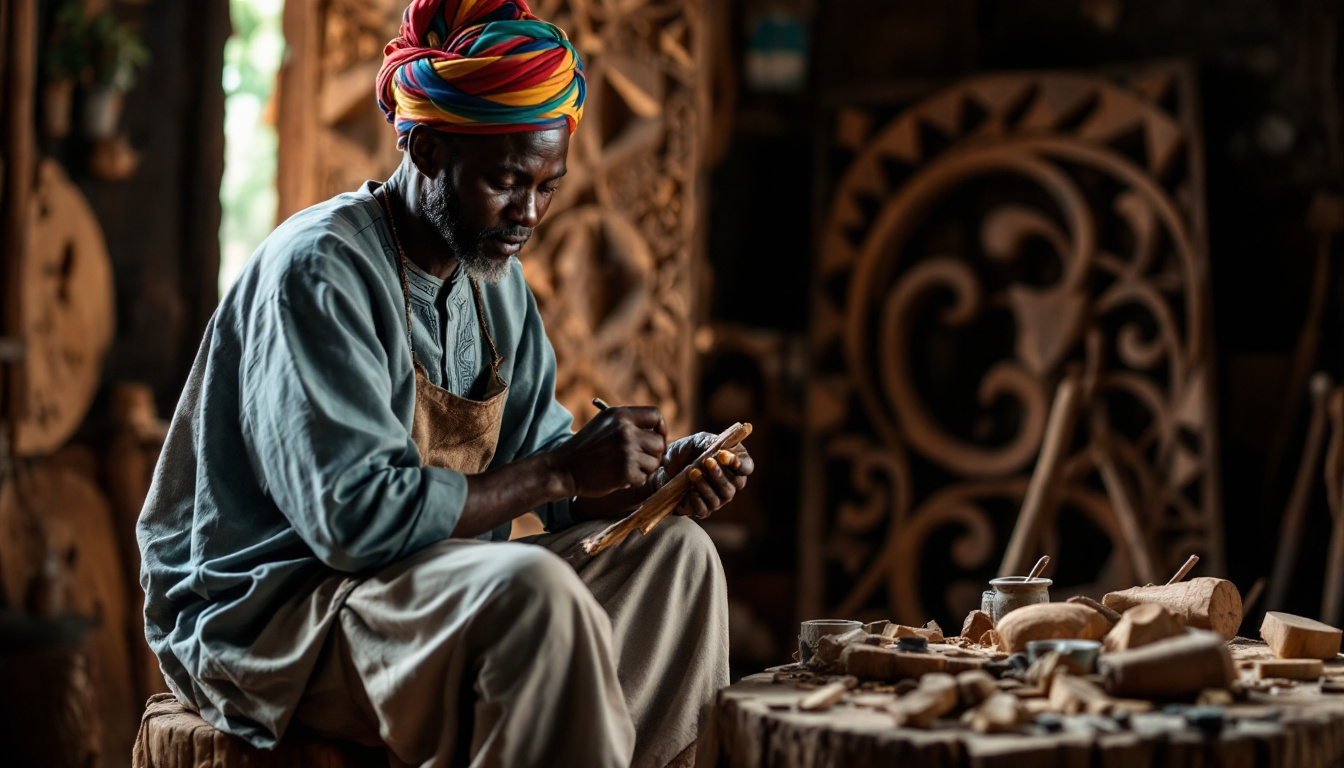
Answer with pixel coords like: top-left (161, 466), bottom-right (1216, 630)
top-left (803, 61), bottom-right (1222, 628)
top-left (277, 0), bottom-right (709, 436)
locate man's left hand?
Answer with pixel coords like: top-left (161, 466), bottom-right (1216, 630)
top-left (658, 433), bottom-right (755, 520)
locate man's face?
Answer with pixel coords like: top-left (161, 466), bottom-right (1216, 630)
top-left (423, 128), bottom-right (569, 283)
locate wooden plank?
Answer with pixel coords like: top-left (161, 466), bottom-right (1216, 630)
top-left (1257, 659), bottom-right (1326, 680)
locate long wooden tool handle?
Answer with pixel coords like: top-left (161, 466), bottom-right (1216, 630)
top-left (582, 423), bottom-right (752, 555)
top-left (1267, 373), bottom-right (1333, 612)
top-left (1091, 405), bottom-right (1161, 586)
top-left (1000, 374), bottom-right (1081, 578)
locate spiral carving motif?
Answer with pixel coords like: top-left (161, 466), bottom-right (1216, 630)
top-left (803, 64), bottom-right (1221, 627)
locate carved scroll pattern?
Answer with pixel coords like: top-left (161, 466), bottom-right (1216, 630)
top-left (279, 0), bottom-right (706, 435)
top-left (803, 64), bottom-right (1221, 627)
top-left (523, 0), bottom-right (704, 431)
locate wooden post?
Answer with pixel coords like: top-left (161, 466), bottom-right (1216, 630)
top-left (276, 0), bottom-right (321, 220)
top-left (999, 374), bottom-right (1081, 577)
top-left (2, 0), bottom-right (36, 439)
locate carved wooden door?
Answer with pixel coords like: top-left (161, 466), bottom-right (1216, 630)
top-left (276, 0), bottom-right (707, 435)
top-left (803, 62), bottom-right (1222, 627)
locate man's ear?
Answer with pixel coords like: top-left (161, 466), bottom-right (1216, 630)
top-left (405, 126), bottom-right (451, 179)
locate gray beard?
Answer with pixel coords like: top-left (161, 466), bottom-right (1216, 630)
top-left (423, 182), bottom-right (522, 284)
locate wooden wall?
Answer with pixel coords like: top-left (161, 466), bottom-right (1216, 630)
top-left (1, 0), bottom-right (229, 764)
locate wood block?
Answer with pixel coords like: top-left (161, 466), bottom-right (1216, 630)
top-left (1102, 577), bottom-right (1243, 640)
top-left (962, 610), bottom-right (994, 640)
top-left (922, 620), bottom-right (946, 644)
top-left (798, 679), bottom-right (852, 711)
top-left (994, 603), bottom-right (1110, 654)
top-left (1048, 673), bottom-right (1114, 715)
top-left (887, 672), bottom-right (958, 727)
top-left (842, 645), bottom-right (946, 681)
top-left (957, 670), bottom-right (999, 708)
top-left (1260, 612), bottom-right (1343, 660)
top-left (1100, 631), bottom-right (1235, 698)
top-left (966, 692), bottom-right (1028, 734)
top-left (1256, 659), bottom-right (1326, 680)
top-left (1103, 603), bottom-right (1184, 652)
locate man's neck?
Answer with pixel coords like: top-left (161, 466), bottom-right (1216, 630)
top-left (382, 168), bottom-right (461, 281)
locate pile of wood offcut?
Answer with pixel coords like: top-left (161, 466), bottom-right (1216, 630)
top-left (784, 576), bottom-right (1344, 734)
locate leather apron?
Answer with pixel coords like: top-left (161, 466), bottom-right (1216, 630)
top-left (380, 186), bottom-right (508, 474)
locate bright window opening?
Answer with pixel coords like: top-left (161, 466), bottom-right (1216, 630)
top-left (219, 0), bottom-right (284, 297)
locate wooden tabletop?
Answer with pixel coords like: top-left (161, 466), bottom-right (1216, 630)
top-left (696, 639), bottom-right (1344, 768)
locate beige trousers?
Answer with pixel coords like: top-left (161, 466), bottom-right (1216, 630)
top-left (293, 516), bottom-right (728, 768)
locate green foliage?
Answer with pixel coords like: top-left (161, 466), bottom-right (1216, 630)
top-left (43, 1), bottom-right (151, 91)
top-left (85, 10), bottom-right (151, 90)
top-left (42, 2), bottom-right (87, 81)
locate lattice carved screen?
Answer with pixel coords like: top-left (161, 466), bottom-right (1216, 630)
top-left (802, 62), bottom-right (1222, 628)
top-left (276, 0), bottom-right (707, 434)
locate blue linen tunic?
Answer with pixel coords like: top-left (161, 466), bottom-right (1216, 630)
top-left (136, 181), bottom-right (577, 746)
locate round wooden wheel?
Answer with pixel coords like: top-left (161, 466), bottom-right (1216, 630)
top-left (12, 158), bottom-right (115, 457)
top-left (0, 461), bottom-right (136, 763)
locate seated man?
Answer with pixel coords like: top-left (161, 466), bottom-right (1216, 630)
top-left (136, 1), bottom-right (751, 766)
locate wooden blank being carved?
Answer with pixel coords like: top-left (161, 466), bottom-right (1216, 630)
top-left (802, 62), bottom-right (1221, 627)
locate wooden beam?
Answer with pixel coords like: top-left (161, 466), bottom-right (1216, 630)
top-left (276, 0), bottom-right (322, 220)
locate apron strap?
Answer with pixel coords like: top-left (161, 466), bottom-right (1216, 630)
top-left (469, 279), bottom-right (505, 374)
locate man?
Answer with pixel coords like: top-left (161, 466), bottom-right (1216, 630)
top-left (136, 1), bottom-right (750, 766)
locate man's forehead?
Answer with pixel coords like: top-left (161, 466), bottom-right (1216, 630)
top-left (454, 129), bottom-right (569, 175)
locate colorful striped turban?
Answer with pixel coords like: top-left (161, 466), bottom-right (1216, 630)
top-left (377, 0), bottom-right (586, 145)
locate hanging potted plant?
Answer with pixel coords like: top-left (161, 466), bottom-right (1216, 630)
top-left (41, 3), bottom-right (87, 139)
top-left (81, 10), bottom-right (149, 140)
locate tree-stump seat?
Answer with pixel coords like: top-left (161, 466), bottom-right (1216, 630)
top-left (133, 692), bottom-right (388, 767)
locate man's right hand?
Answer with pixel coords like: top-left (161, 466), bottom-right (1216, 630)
top-left (547, 406), bottom-right (668, 498)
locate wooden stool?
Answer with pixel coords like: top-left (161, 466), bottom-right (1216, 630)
top-left (133, 693), bottom-right (388, 767)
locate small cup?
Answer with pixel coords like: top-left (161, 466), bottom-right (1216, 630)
top-left (988, 576), bottom-right (1052, 623)
top-left (798, 619), bottom-right (863, 664)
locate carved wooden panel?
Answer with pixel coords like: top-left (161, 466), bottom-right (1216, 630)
top-left (277, 0), bottom-right (707, 434)
top-left (802, 62), bottom-right (1222, 628)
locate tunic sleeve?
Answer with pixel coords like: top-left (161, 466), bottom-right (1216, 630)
top-left (240, 249), bottom-right (465, 572)
top-left (499, 272), bottom-right (578, 533)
